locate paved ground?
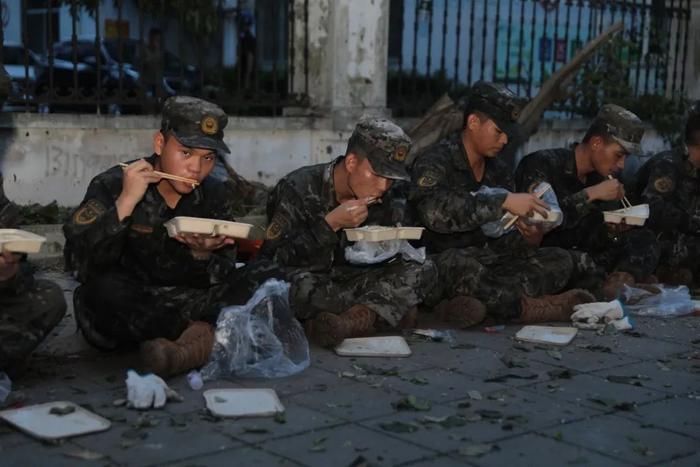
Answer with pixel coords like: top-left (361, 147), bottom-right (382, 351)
top-left (1, 270), bottom-right (699, 467)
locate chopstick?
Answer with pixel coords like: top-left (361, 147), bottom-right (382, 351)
top-left (503, 184), bottom-right (552, 230)
top-left (607, 175), bottom-right (632, 208)
top-left (119, 163), bottom-right (199, 186)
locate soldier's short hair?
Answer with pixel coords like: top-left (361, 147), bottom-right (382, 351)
top-left (581, 120), bottom-right (616, 145)
top-left (345, 134), bottom-right (368, 160)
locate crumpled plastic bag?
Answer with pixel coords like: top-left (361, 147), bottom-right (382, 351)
top-left (519, 182), bottom-right (563, 234)
top-left (345, 239), bottom-right (426, 265)
top-left (482, 182), bottom-right (564, 238)
top-left (620, 283), bottom-right (694, 318)
top-left (478, 186), bottom-right (512, 238)
top-left (201, 279), bottom-right (310, 379)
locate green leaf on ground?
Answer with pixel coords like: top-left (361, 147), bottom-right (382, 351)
top-left (378, 421), bottom-right (420, 433)
top-left (393, 395), bottom-right (432, 411)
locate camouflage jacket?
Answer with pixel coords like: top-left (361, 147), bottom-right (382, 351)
top-left (514, 147), bottom-right (617, 250)
top-left (259, 157), bottom-right (407, 271)
top-left (409, 131), bottom-right (527, 253)
top-left (63, 155), bottom-right (240, 286)
top-left (632, 147), bottom-right (700, 234)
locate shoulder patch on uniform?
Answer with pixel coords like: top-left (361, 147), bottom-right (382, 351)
top-left (653, 176), bottom-right (674, 194)
top-left (73, 199), bottom-right (106, 225)
top-left (265, 213), bottom-right (288, 240)
top-left (417, 169), bottom-right (441, 188)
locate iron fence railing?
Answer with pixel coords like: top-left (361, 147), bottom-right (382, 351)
top-left (388, 0), bottom-right (692, 117)
top-left (1, 0), bottom-right (309, 116)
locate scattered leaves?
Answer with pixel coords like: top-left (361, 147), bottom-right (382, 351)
top-left (49, 405), bottom-right (76, 416)
top-left (393, 395), bottom-right (432, 412)
top-left (62, 449), bottom-right (105, 461)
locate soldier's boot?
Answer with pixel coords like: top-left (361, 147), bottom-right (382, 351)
top-left (434, 296), bottom-right (486, 329)
top-left (520, 289), bottom-right (596, 323)
top-left (601, 271), bottom-right (636, 301)
top-left (639, 275), bottom-right (658, 284)
top-left (308, 305), bottom-right (377, 348)
top-left (656, 265), bottom-right (693, 286)
top-left (73, 287), bottom-right (118, 351)
top-left (140, 321), bottom-right (215, 378)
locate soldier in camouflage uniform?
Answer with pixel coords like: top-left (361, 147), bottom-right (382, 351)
top-left (410, 81), bottom-right (595, 325)
top-left (1, 173), bottom-right (66, 375)
top-left (630, 101), bottom-right (700, 286)
top-left (64, 96), bottom-right (267, 377)
top-left (515, 104), bottom-right (660, 299)
top-left (259, 118), bottom-right (438, 347)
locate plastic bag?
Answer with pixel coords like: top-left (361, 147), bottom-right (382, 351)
top-left (520, 182), bottom-right (563, 234)
top-left (478, 186), bottom-right (512, 238)
top-left (201, 279), bottom-right (310, 379)
top-left (345, 240), bottom-right (426, 265)
top-left (620, 283), bottom-right (694, 318)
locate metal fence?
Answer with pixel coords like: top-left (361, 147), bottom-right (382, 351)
top-left (1, 0), bottom-right (309, 116)
top-left (387, 0), bottom-right (692, 117)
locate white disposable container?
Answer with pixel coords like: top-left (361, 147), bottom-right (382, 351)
top-left (603, 204), bottom-right (649, 226)
top-left (0, 401), bottom-right (111, 441)
top-left (0, 229), bottom-right (47, 253)
top-left (515, 325), bottom-right (578, 346)
top-left (203, 388), bottom-right (284, 418)
top-left (164, 216), bottom-right (256, 239)
top-left (344, 226), bottom-right (425, 242)
top-left (334, 336), bottom-right (412, 357)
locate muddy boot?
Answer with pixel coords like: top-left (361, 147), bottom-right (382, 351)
top-left (520, 289), bottom-right (595, 323)
top-left (307, 305), bottom-right (377, 348)
top-left (434, 296), bottom-right (486, 329)
top-left (602, 271), bottom-right (635, 301)
top-left (656, 266), bottom-right (693, 286)
top-left (141, 321), bottom-right (215, 378)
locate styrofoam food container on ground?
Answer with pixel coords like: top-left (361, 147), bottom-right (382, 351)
top-left (203, 389), bottom-right (284, 417)
top-left (334, 336), bottom-right (412, 357)
top-left (0, 401), bottom-right (111, 441)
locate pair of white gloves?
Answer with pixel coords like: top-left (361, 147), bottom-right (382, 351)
top-left (125, 370), bottom-right (183, 410)
top-left (571, 300), bottom-right (633, 331)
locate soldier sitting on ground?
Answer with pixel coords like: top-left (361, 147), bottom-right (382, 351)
top-left (259, 118), bottom-right (438, 347)
top-left (630, 100), bottom-right (700, 287)
top-left (515, 104), bottom-right (660, 300)
top-left (64, 96), bottom-right (261, 377)
top-left (409, 81), bottom-right (595, 327)
top-left (0, 173), bottom-right (67, 376)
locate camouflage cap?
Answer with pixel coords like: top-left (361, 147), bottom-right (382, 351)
top-left (350, 117), bottom-right (412, 181)
top-left (161, 96), bottom-right (230, 154)
top-left (592, 103), bottom-right (644, 154)
top-left (464, 81), bottom-right (527, 138)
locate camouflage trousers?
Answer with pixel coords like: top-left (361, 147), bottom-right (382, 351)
top-left (589, 228), bottom-right (660, 281)
top-left (74, 262), bottom-right (283, 344)
top-left (0, 274), bottom-right (67, 371)
top-left (427, 246), bottom-right (574, 321)
top-left (656, 231), bottom-right (700, 276)
top-left (288, 258), bottom-right (438, 327)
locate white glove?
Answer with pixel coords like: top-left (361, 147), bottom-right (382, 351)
top-left (126, 370), bottom-right (183, 410)
top-left (571, 300), bottom-right (630, 330)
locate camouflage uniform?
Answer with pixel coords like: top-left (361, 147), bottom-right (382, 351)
top-left (409, 82), bottom-right (575, 321)
top-left (632, 145), bottom-right (700, 277)
top-left (260, 119), bottom-right (437, 327)
top-left (64, 97), bottom-right (271, 345)
top-left (0, 174), bottom-right (66, 371)
top-left (515, 106), bottom-right (659, 282)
